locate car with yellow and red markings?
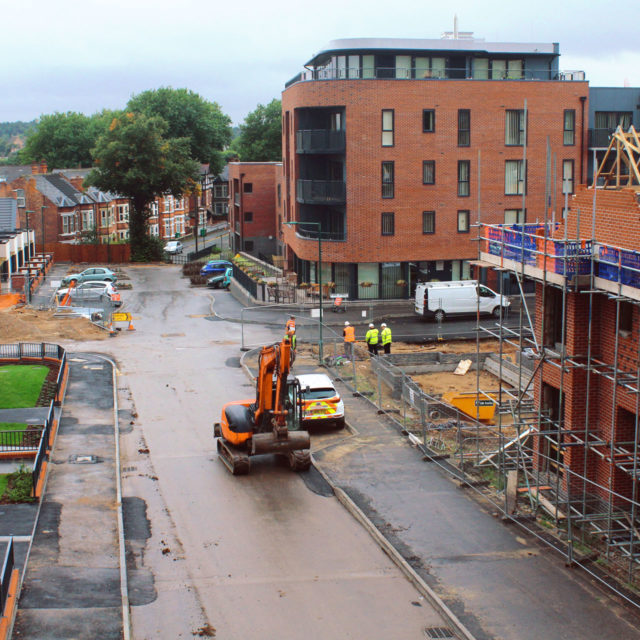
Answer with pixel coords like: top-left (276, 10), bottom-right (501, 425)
top-left (296, 373), bottom-right (345, 429)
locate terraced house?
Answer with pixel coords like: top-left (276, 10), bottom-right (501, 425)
top-left (280, 36), bottom-right (587, 299)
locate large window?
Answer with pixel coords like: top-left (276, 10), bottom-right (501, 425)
top-left (472, 58), bottom-right (524, 80)
top-left (458, 160), bottom-right (470, 197)
top-left (422, 211), bottom-right (435, 234)
top-left (382, 110), bottom-right (394, 146)
top-left (457, 210), bottom-right (470, 233)
top-left (563, 110), bottom-right (575, 146)
top-left (381, 212), bottom-right (395, 236)
top-left (423, 109), bottom-right (435, 132)
top-left (505, 110), bottom-right (526, 146)
top-left (382, 161), bottom-right (394, 198)
top-left (243, 182), bottom-right (253, 193)
top-left (458, 110), bottom-right (470, 146)
top-left (562, 160), bottom-right (574, 194)
top-left (423, 161), bottom-right (435, 185)
top-left (505, 209), bottom-right (525, 225)
top-left (505, 160), bottom-right (527, 195)
top-left (594, 111), bottom-right (632, 130)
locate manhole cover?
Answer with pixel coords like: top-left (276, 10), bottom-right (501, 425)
top-left (68, 454), bottom-right (100, 464)
top-left (424, 628), bottom-right (454, 639)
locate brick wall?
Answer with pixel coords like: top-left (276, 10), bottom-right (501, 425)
top-left (282, 79), bottom-right (587, 264)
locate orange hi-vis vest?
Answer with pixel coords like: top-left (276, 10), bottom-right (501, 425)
top-left (285, 319), bottom-right (296, 335)
top-left (343, 325), bottom-right (355, 342)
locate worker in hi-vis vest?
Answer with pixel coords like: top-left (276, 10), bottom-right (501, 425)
top-left (285, 315), bottom-right (296, 350)
top-left (343, 321), bottom-right (355, 360)
top-left (380, 323), bottom-right (392, 355)
top-left (365, 323), bottom-right (379, 357)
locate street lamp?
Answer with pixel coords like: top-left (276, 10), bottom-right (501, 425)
top-left (285, 221), bottom-right (323, 365)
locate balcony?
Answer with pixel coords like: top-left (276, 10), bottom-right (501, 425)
top-left (589, 128), bottom-right (615, 148)
top-left (294, 226), bottom-right (346, 242)
top-left (296, 180), bottom-right (346, 205)
top-left (296, 129), bottom-right (345, 154)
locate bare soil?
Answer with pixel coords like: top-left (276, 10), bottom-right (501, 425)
top-left (412, 370), bottom-right (508, 396)
top-left (0, 307), bottom-right (109, 342)
top-left (391, 338), bottom-right (518, 355)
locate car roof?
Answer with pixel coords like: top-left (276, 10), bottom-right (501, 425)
top-left (296, 373), bottom-right (336, 389)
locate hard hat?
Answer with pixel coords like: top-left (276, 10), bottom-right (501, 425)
top-left (369, 323), bottom-right (374, 328)
top-left (344, 321), bottom-right (350, 326)
top-left (290, 315), bottom-right (295, 319)
top-left (381, 323), bottom-right (387, 327)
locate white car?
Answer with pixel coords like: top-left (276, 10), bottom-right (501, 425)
top-left (296, 373), bottom-right (345, 428)
top-left (57, 281), bottom-right (121, 307)
top-left (164, 241), bottom-right (183, 254)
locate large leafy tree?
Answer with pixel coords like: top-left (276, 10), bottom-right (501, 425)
top-left (86, 111), bottom-right (199, 261)
top-left (234, 99), bottom-right (282, 162)
top-left (127, 88), bottom-right (232, 173)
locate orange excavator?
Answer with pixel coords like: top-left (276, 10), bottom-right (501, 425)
top-left (213, 337), bottom-right (311, 475)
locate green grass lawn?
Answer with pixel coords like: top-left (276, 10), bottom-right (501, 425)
top-left (0, 365), bottom-right (49, 409)
top-left (0, 475), bottom-right (8, 498)
top-left (0, 423), bottom-right (28, 431)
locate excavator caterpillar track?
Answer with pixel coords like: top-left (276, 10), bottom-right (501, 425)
top-left (287, 449), bottom-right (311, 471)
top-left (217, 438), bottom-right (250, 476)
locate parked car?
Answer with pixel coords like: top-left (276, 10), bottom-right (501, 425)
top-left (164, 241), bottom-right (183, 254)
top-left (207, 267), bottom-right (232, 289)
top-left (296, 373), bottom-right (345, 428)
top-left (57, 281), bottom-right (122, 307)
top-left (61, 267), bottom-right (118, 286)
top-left (200, 260), bottom-right (232, 277)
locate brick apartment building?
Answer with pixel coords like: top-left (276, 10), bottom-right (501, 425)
top-left (228, 162), bottom-right (280, 258)
top-left (280, 37), bottom-right (587, 299)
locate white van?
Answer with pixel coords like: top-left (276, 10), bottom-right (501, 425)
top-left (415, 280), bottom-right (510, 321)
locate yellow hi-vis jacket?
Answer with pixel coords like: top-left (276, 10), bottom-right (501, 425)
top-left (365, 328), bottom-right (379, 345)
top-left (381, 327), bottom-right (392, 346)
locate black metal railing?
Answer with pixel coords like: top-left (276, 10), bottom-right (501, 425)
top-left (232, 264), bottom-right (258, 299)
top-left (32, 432), bottom-right (48, 497)
top-left (0, 428), bottom-right (43, 452)
top-left (0, 342), bottom-right (62, 360)
top-left (295, 227), bottom-right (346, 242)
top-left (588, 128), bottom-right (615, 148)
top-left (296, 180), bottom-right (346, 205)
top-left (0, 538), bottom-right (14, 616)
top-left (296, 129), bottom-right (346, 154)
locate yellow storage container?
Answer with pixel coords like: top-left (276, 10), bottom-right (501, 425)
top-left (441, 391), bottom-right (497, 423)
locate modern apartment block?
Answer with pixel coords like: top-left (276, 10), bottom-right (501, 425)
top-left (228, 162), bottom-right (280, 258)
top-left (281, 37), bottom-right (587, 299)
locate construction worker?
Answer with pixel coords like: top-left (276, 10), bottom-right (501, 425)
top-left (365, 323), bottom-right (379, 356)
top-left (285, 315), bottom-right (296, 350)
top-left (343, 320), bottom-right (355, 360)
top-left (380, 322), bottom-right (392, 354)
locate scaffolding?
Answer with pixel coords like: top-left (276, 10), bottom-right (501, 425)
top-left (474, 212), bottom-right (640, 586)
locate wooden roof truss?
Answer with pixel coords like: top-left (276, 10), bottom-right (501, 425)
top-left (595, 125), bottom-right (640, 188)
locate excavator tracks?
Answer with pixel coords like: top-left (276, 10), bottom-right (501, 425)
top-left (217, 438), bottom-right (250, 475)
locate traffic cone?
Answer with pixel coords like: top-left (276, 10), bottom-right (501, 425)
top-left (108, 319), bottom-right (117, 337)
top-left (127, 318), bottom-right (135, 331)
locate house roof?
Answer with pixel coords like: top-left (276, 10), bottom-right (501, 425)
top-left (35, 174), bottom-right (85, 207)
top-left (0, 198), bottom-right (17, 232)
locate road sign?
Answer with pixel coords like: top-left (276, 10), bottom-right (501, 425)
top-left (112, 312), bottom-right (131, 322)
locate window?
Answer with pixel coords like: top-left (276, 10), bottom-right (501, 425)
top-left (244, 211), bottom-right (253, 222)
top-left (505, 110), bottom-right (526, 145)
top-left (563, 110), bottom-right (575, 145)
top-left (277, 184), bottom-right (281, 206)
top-left (620, 301), bottom-right (633, 333)
top-left (457, 210), bottom-right (470, 233)
top-left (100, 208), bottom-right (108, 227)
top-left (381, 212), bottom-right (395, 236)
top-left (213, 184), bottom-right (228, 198)
top-left (382, 162), bottom-right (394, 198)
top-left (243, 182), bottom-right (253, 193)
top-left (562, 159), bottom-right (574, 194)
top-left (422, 160), bottom-right (435, 185)
top-left (594, 111), bottom-right (632, 131)
top-left (15, 189), bottom-right (25, 208)
top-left (244, 240), bottom-right (254, 251)
top-left (117, 204), bottom-right (129, 222)
top-left (458, 110), bottom-right (470, 146)
top-left (504, 209), bottom-right (525, 225)
top-left (422, 109), bottom-right (435, 132)
top-left (422, 211), bottom-right (435, 234)
top-left (382, 110), bottom-right (394, 146)
top-left (505, 160), bottom-right (526, 195)
top-left (457, 160), bottom-right (470, 197)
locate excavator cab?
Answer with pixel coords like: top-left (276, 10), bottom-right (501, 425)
top-left (214, 338), bottom-right (311, 475)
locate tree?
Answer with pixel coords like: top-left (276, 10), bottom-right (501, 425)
top-left (127, 88), bottom-right (232, 173)
top-left (19, 112), bottom-right (98, 169)
top-left (235, 99), bottom-right (282, 162)
top-left (86, 111), bottom-right (200, 261)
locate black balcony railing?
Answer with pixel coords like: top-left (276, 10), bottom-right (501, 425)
top-left (295, 226), bottom-right (346, 242)
top-left (296, 130), bottom-right (346, 154)
top-left (589, 128), bottom-right (615, 148)
top-left (296, 180), bottom-right (346, 204)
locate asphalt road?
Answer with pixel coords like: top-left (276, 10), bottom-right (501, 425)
top-left (71, 265), bottom-right (451, 639)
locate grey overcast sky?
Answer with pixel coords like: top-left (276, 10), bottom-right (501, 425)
top-left (2, 0), bottom-right (638, 125)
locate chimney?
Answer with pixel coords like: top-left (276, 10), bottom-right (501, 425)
top-left (31, 163), bottom-right (40, 175)
top-left (40, 161), bottom-right (48, 174)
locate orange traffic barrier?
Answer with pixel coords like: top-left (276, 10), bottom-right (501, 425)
top-left (0, 569), bottom-right (20, 640)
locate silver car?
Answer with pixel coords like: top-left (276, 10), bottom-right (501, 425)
top-left (57, 281), bottom-right (121, 307)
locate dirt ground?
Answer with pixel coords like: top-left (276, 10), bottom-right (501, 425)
top-left (0, 307), bottom-right (109, 342)
top-left (412, 369), bottom-right (508, 396)
top-left (392, 338), bottom-right (518, 355)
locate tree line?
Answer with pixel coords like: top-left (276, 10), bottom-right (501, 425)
top-left (4, 89), bottom-right (282, 261)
